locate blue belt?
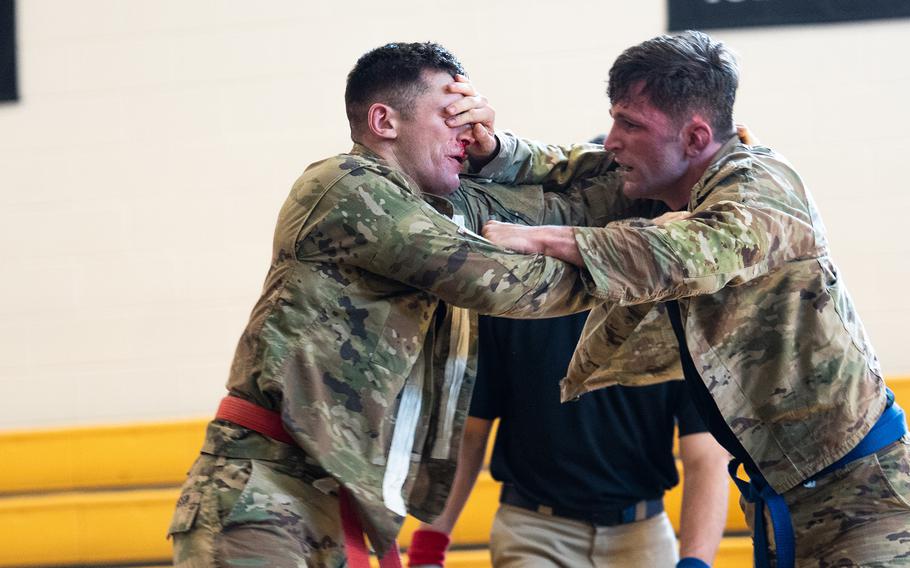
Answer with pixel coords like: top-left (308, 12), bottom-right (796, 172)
top-left (729, 389), bottom-right (907, 568)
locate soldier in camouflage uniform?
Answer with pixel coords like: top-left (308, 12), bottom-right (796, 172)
top-left (482, 31), bottom-right (910, 567)
top-left (167, 42), bottom-right (644, 568)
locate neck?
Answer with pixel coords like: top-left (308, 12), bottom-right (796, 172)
top-left (358, 137), bottom-right (403, 172)
top-left (664, 139), bottom-right (725, 211)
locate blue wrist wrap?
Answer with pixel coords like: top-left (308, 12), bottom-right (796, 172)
top-left (677, 558), bottom-right (709, 568)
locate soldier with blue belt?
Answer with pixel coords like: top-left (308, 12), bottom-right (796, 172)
top-left (481, 31), bottom-right (910, 567)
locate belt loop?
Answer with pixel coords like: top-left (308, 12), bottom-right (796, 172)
top-left (621, 504), bottom-right (636, 524)
top-left (635, 500), bottom-right (647, 521)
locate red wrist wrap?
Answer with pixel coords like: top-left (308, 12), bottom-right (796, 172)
top-left (408, 529), bottom-right (451, 566)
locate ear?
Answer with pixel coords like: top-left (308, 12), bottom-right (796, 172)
top-left (683, 116), bottom-right (713, 157)
top-left (367, 103), bottom-right (399, 140)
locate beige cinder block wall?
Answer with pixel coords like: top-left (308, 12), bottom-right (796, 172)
top-left (1, 1), bottom-right (908, 428)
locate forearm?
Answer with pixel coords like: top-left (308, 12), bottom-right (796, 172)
top-left (452, 177), bottom-right (638, 234)
top-left (366, 200), bottom-right (594, 317)
top-left (476, 132), bottom-right (615, 188)
top-left (678, 435), bottom-right (729, 563)
top-left (537, 226), bottom-right (584, 267)
top-left (480, 223), bottom-right (585, 270)
top-left (419, 462), bottom-right (483, 533)
top-left (419, 418), bottom-right (491, 533)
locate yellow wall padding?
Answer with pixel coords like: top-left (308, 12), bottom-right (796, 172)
top-left (0, 488), bottom-right (176, 566)
top-left (0, 475), bottom-right (753, 568)
top-left (0, 419), bottom-right (207, 494)
top-left (0, 481), bottom-right (497, 566)
top-left (3, 378), bottom-right (907, 495)
top-left (0, 377), bottom-right (905, 567)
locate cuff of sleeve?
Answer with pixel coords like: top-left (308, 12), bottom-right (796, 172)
top-left (475, 132), bottom-right (518, 180)
top-left (407, 529), bottom-right (451, 567)
top-left (677, 557), bottom-right (710, 568)
top-left (573, 227), bottom-right (613, 300)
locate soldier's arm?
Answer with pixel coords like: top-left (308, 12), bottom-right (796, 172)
top-left (536, 172), bottom-right (654, 227)
top-left (483, 198), bottom-right (784, 306)
top-left (473, 128), bottom-right (757, 218)
top-left (419, 417), bottom-right (491, 532)
top-left (450, 176), bottom-right (613, 231)
top-left (452, 173), bottom-right (663, 233)
top-left (326, 174), bottom-right (597, 318)
top-left (475, 132), bottom-right (617, 190)
top-left (483, 222), bottom-right (585, 267)
top-left (477, 128), bottom-right (758, 187)
top-left (408, 417), bottom-right (493, 567)
top-left (678, 433), bottom-right (729, 566)
top-left (371, 203), bottom-right (594, 318)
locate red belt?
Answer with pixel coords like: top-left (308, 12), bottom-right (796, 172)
top-left (215, 395), bottom-right (403, 568)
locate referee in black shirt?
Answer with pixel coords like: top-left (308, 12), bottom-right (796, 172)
top-left (410, 312), bottom-right (729, 568)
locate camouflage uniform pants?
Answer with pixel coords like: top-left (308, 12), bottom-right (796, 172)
top-left (168, 453), bottom-right (348, 568)
top-left (742, 436), bottom-right (910, 567)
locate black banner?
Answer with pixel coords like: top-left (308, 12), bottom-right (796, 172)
top-left (669, 0), bottom-right (910, 31)
top-left (0, 0), bottom-right (17, 102)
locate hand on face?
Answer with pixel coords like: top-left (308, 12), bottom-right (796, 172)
top-left (445, 75), bottom-right (498, 161)
top-left (481, 220), bottom-right (543, 254)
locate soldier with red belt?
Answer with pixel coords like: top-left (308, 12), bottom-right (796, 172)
top-left (167, 42), bottom-right (628, 568)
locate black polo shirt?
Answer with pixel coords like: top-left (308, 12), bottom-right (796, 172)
top-left (471, 312), bottom-right (708, 512)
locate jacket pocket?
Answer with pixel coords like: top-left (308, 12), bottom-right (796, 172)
top-left (167, 491), bottom-right (202, 537)
top-left (875, 437), bottom-right (910, 511)
top-left (221, 460), bottom-right (318, 527)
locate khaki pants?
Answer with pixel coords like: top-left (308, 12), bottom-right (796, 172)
top-left (490, 504), bottom-right (678, 567)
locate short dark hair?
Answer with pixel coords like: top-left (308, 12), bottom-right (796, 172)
top-left (608, 31), bottom-right (739, 139)
top-left (345, 42), bottom-right (465, 134)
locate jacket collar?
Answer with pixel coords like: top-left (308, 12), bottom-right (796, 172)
top-left (349, 143), bottom-right (456, 217)
top-left (350, 142), bottom-right (385, 163)
top-left (350, 143), bottom-right (424, 198)
top-left (688, 135), bottom-right (753, 210)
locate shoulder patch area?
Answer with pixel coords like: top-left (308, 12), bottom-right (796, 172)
top-left (298, 153), bottom-right (399, 195)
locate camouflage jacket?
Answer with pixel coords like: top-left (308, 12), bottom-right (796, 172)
top-left (483, 134), bottom-right (886, 493)
top-left (478, 134), bottom-right (685, 387)
top-left (211, 144), bottom-right (614, 554)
